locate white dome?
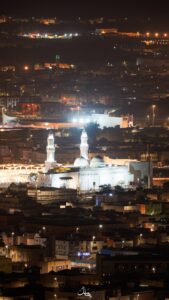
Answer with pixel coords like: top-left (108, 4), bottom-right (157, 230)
top-left (90, 156), bottom-right (105, 168)
top-left (74, 156), bottom-right (89, 168)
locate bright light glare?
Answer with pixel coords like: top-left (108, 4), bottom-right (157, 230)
top-left (24, 65), bottom-right (29, 71)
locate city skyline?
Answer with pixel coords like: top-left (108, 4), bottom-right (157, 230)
top-left (0, 1), bottom-right (169, 299)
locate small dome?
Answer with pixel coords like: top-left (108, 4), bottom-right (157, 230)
top-left (90, 155), bottom-right (105, 168)
top-left (74, 156), bottom-right (89, 168)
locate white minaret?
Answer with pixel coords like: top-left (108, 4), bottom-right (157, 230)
top-left (80, 129), bottom-right (89, 160)
top-left (45, 131), bottom-right (56, 172)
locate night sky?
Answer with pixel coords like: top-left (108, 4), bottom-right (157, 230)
top-left (0, 0), bottom-right (169, 20)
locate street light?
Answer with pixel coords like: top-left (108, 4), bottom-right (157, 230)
top-left (146, 114), bottom-right (150, 126)
top-left (152, 105), bottom-right (156, 126)
top-left (24, 65), bottom-right (29, 71)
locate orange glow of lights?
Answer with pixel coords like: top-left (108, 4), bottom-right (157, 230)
top-left (155, 33), bottom-right (159, 37)
top-left (24, 65), bottom-right (29, 71)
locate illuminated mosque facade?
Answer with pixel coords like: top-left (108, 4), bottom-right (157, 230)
top-left (0, 130), bottom-right (151, 191)
top-left (43, 130), bottom-right (149, 191)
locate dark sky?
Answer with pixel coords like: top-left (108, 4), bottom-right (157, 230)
top-left (0, 0), bottom-right (169, 20)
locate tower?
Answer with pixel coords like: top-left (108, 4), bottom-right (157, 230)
top-left (80, 129), bottom-right (89, 160)
top-left (45, 131), bottom-right (56, 172)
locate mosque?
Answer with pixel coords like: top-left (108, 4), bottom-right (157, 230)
top-left (0, 129), bottom-right (151, 190)
top-left (42, 130), bottom-right (151, 191)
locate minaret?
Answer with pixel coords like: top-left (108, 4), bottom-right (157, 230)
top-left (45, 131), bottom-right (56, 172)
top-left (80, 129), bottom-right (89, 160)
